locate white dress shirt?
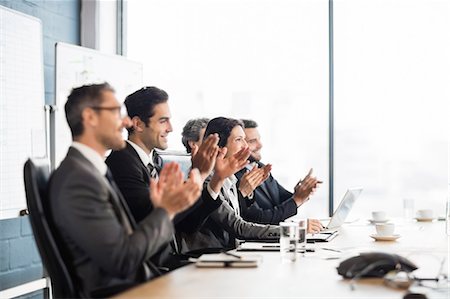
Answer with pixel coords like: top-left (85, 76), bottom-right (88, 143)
top-left (71, 142), bottom-right (107, 176)
top-left (207, 174), bottom-right (240, 216)
top-left (126, 140), bottom-right (151, 166)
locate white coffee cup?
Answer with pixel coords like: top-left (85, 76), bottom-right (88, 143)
top-left (416, 209), bottom-right (433, 219)
top-left (372, 211), bottom-right (387, 222)
top-left (375, 223), bottom-right (395, 236)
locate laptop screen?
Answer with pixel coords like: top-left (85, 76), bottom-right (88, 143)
top-left (327, 188), bottom-right (363, 229)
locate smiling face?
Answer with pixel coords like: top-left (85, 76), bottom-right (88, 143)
top-left (142, 102), bottom-right (173, 150)
top-left (225, 125), bottom-right (248, 157)
top-left (244, 127), bottom-right (263, 161)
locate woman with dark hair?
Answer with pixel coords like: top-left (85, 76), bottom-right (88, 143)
top-left (203, 117), bottom-right (272, 213)
top-left (179, 117), bottom-right (279, 252)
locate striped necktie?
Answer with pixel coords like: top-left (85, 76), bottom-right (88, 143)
top-left (147, 163), bottom-right (159, 180)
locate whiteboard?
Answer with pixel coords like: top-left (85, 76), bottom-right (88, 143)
top-left (54, 43), bottom-right (143, 168)
top-left (0, 6), bottom-right (46, 219)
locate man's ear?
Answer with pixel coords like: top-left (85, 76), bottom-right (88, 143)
top-left (188, 140), bottom-right (196, 151)
top-left (82, 107), bottom-right (98, 129)
top-left (131, 116), bottom-right (145, 132)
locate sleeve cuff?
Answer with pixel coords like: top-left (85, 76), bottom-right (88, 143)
top-left (207, 182), bottom-right (219, 200)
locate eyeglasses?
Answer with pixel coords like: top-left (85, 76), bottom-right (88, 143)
top-left (91, 104), bottom-right (128, 119)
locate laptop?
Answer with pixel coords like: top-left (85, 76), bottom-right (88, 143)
top-left (308, 187), bottom-right (363, 242)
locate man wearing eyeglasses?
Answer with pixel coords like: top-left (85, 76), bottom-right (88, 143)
top-left (48, 83), bottom-right (202, 297)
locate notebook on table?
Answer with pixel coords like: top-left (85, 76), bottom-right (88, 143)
top-left (192, 252), bottom-right (262, 268)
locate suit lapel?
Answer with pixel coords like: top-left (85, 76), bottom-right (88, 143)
top-left (103, 176), bottom-right (137, 230)
top-left (258, 180), bottom-right (273, 200)
top-left (126, 143), bottom-right (151, 180)
top-left (68, 147), bottom-right (136, 231)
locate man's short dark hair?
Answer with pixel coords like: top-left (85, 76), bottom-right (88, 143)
top-left (241, 119), bottom-right (258, 129)
top-left (181, 118), bottom-right (210, 153)
top-left (65, 82), bottom-right (114, 138)
top-left (124, 86), bottom-right (168, 135)
top-left (203, 117), bottom-right (244, 148)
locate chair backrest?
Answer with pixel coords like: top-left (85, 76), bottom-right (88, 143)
top-left (156, 150), bottom-right (192, 178)
top-left (24, 158), bottom-right (79, 298)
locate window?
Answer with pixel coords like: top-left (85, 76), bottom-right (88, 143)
top-left (127, 0), bottom-right (330, 217)
top-left (334, 0), bottom-right (450, 218)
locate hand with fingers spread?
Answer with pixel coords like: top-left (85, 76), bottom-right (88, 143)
top-left (150, 162), bottom-right (201, 220)
top-left (214, 147), bottom-right (250, 180)
top-left (293, 168), bottom-right (323, 206)
top-left (190, 134), bottom-right (220, 181)
top-left (307, 218), bottom-right (324, 234)
top-left (238, 163), bottom-right (272, 197)
top-left (209, 147), bottom-right (251, 193)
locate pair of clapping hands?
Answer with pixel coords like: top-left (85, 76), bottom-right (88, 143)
top-left (193, 135), bottom-right (261, 195)
top-left (148, 134), bottom-right (253, 219)
top-left (149, 134), bottom-right (323, 228)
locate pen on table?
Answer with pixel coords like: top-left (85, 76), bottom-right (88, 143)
top-left (222, 251), bottom-right (242, 259)
top-left (299, 248), bottom-right (315, 253)
top-left (321, 247), bottom-right (342, 253)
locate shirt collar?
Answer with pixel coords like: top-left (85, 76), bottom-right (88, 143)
top-left (126, 140), bottom-right (151, 166)
top-left (244, 162), bottom-right (257, 171)
top-left (223, 175), bottom-right (238, 191)
top-left (71, 142), bottom-right (107, 176)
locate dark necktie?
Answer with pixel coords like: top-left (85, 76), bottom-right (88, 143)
top-left (147, 163), bottom-right (159, 180)
top-left (105, 169), bottom-right (133, 234)
top-left (147, 158), bottom-right (180, 255)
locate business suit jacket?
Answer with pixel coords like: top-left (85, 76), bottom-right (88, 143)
top-left (179, 175), bottom-right (280, 253)
top-left (235, 161), bottom-right (298, 225)
top-left (49, 147), bottom-right (173, 297)
top-left (105, 143), bottom-right (222, 267)
top-left (105, 142), bottom-right (221, 231)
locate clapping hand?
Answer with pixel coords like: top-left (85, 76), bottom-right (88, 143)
top-left (190, 134), bottom-right (219, 181)
top-left (213, 147), bottom-right (251, 180)
top-left (208, 147), bottom-right (251, 193)
top-left (149, 162), bottom-right (201, 219)
top-left (238, 163), bottom-right (272, 197)
top-left (293, 168), bottom-right (323, 206)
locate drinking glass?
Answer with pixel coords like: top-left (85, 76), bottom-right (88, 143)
top-left (403, 198), bottom-right (415, 221)
top-left (279, 222), bottom-right (299, 262)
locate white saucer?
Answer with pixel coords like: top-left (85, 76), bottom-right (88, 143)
top-left (414, 217), bottom-right (435, 222)
top-left (370, 234), bottom-right (401, 241)
top-left (368, 219), bottom-right (389, 224)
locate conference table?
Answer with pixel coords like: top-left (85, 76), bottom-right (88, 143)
top-left (115, 219), bottom-right (449, 298)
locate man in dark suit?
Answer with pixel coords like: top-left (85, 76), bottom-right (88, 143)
top-left (48, 83), bottom-right (201, 297)
top-left (106, 87), bottom-right (224, 264)
top-left (237, 119), bottom-right (323, 231)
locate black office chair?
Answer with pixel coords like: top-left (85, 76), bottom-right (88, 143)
top-left (23, 158), bottom-right (79, 298)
